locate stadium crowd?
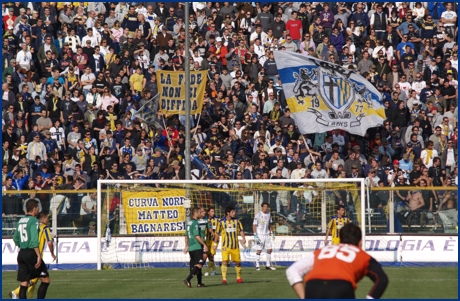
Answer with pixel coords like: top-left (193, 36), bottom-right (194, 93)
top-left (1, 2), bottom-right (458, 231)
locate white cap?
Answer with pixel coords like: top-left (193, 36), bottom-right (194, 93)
top-left (216, 37), bottom-right (222, 42)
top-left (7, 25), bottom-right (13, 30)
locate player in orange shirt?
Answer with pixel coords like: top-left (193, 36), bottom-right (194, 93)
top-left (286, 223), bottom-right (388, 299)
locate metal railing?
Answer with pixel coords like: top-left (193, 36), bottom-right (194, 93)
top-left (2, 186), bottom-right (457, 238)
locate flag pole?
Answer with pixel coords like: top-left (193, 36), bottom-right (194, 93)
top-left (192, 113), bottom-right (202, 136)
top-left (184, 2), bottom-right (191, 181)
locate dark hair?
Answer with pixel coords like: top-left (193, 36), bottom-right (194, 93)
top-left (225, 206), bottom-right (235, 215)
top-left (192, 207), bottom-right (201, 216)
top-left (339, 223), bottom-right (362, 246)
top-left (37, 211), bottom-right (49, 220)
top-left (336, 204), bottom-right (345, 211)
top-left (25, 198), bottom-right (39, 213)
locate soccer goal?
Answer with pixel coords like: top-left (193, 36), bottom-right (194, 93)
top-left (96, 179), bottom-right (366, 270)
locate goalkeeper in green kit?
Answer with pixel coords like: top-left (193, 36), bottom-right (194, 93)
top-left (183, 207), bottom-right (208, 288)
top-left (13, 199), bottom-right (51, 299)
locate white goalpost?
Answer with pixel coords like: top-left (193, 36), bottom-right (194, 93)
top-left (96, 178), bottom-right (366, 271)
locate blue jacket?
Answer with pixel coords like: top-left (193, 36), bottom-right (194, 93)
top-left (43, 138), bottom-right (59, 154)
top-left (8, 172), bottom-right (29, 191)
top-left (330, 33), bottom-right (345, 53)
top-left (428, 2), bottom-right (446, 20)
top-left (54, 38), bottom-right (66, 55)
top-left (350, 12), bottom-right (369, 28)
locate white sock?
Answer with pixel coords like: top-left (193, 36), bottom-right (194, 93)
top-left (266, 253), bottom-right (271, 267)
top-left (256, 253), bottom-right (260, 267)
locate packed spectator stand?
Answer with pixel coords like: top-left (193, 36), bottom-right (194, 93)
top-left (1, 2), bottom-right (458, 235)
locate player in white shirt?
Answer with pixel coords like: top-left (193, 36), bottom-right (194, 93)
top-left (252, 202), bottom-right (276, 271)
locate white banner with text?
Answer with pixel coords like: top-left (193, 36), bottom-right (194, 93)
top-left (2, 235), bottom-right (457, 269)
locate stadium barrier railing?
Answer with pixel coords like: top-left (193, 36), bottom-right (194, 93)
top-left (2, 186), bottom-right (457, 239)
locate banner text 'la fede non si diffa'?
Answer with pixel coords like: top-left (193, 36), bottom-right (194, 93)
top-left (157, 70), bottom-right (207, 114)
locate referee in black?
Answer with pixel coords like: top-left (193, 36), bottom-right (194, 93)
top-left (13, 198), bottom-right (51, 299)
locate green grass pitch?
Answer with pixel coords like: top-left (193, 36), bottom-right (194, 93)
top-left (2, 267), bottom-right (457, 299)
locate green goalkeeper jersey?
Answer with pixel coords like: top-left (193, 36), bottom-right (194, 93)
top-left (185, 219), bottom-right (202, 252)
top-left (198, 218), bottom-right (208, 242)
top-left (13, 215), bottom-right (40, 249)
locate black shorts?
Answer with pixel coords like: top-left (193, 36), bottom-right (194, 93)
top-left (17, 249), bottom-right (49, 282)
top-left (189, 249), bottom-right (205, 266)
top-left (305, 279), bottom-right (355, 299)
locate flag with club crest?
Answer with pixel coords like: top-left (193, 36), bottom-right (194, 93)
top-left (273, 51), bottom-right (386, 136)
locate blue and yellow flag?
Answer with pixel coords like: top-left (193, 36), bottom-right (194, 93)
top-left (274, 52), bottom-right (386, 136)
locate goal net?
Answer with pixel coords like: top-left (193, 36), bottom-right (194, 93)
top-left (96, 179), bottom-right (366, 270)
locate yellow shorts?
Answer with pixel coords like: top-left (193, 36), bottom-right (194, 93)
top-left (221, 248), bottom-right (241, 263)
top-left (206, 241), bottom-right (216, 255)
top-left (332, 238), bottom-right (340, 245)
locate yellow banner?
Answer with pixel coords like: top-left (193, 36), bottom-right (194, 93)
top-left (123, 190), bottom-right (187, 234)
top-left (157, 70), bottom-right (207, 114)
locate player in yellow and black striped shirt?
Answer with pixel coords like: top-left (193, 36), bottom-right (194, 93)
top-left (324, 205), bottom-right (351, 246)
top-left (204, 207), bottom-right (219, 276)
top-left (213, 206), bottom-right (246, 284)
top-left (10, 212), bottom-right (56, 299)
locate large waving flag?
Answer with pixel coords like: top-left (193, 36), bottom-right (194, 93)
top-left (273, 51), bottom-right (386, 136)
top-left (134, 93), bottom-right (163, 130)
top-left (191, 156), bottom-right (215, 179)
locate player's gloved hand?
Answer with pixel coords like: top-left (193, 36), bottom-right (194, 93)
top-left (271, 232), bottom-right (275, 240)
top-left (254, 234), bottom-right (260, 243)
